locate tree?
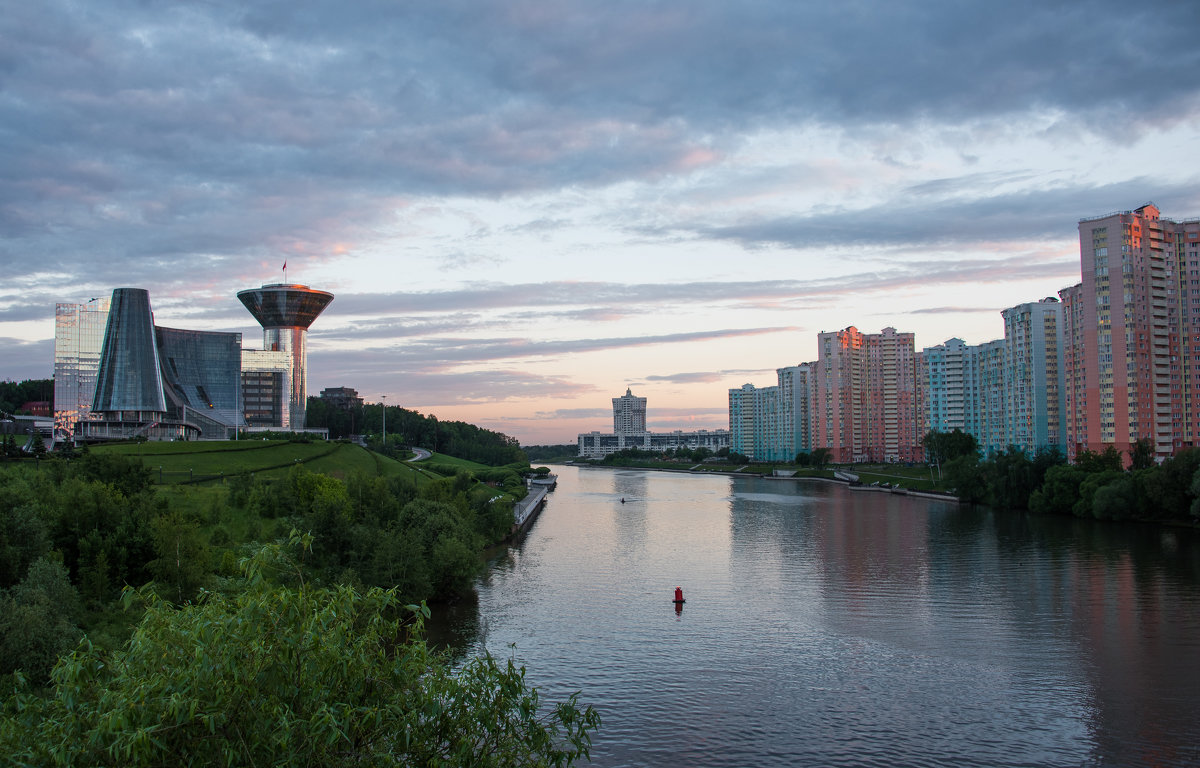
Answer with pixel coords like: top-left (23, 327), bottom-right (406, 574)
top-left (1029, 465), bottom-right (1087, 516)
top-left (0, 537), bottom-right (600, 767)
top-left (921, 429), bottom-right (979, 464)
top-left (809, 447), bottom-right (832, 470)
top-left (1075, 445), bottom-right (1124, 473)
top-left (0, 557), bottom-right (82, 684)
top-left (944, 453), bottom-right (986, 504)
top-left (147, 510), bottom-right (210, 604)
top-left (1129, 438), bottom-right (1156, 471)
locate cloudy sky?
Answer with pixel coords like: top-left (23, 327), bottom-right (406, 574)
top-left (2, 0), bottom-right (1199, 444)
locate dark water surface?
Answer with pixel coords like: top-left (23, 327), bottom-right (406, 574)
top-left (435, 466), bottom-right (1200, 767)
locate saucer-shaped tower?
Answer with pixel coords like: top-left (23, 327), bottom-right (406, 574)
top-left (237, 283), bottom-right (333, 430)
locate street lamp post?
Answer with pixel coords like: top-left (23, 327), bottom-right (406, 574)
top-left (381, 394), bottom-right (387, 448)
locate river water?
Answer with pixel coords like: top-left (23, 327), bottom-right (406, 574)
top-left (435, 466), bottom-right (1200, 767)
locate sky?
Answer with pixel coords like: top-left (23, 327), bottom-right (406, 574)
top-left (2, 0), bottom-right (1199, 445)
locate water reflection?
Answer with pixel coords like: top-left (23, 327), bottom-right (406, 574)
top-left (434, 467), bottom-right (1200, 767)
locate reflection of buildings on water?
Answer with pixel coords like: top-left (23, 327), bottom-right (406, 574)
top-left (53, 283), bottom-right (332, 443)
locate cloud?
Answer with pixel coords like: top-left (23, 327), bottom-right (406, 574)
top-left (906, 305), bottom-right (1008, 315)
top-left (313, 326), bottom-right (799, 371)
top-left (701, 181), bottom-right (1200, 251)
top-left (3, 0), bottom-right (1198, 289)
top-left (0, 338), bottom-right (54, 381)
top-left (643, 370), bottom-right (773, 385)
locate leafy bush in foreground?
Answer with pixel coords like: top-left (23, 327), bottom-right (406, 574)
top-left (1, 536), bottom-right (600, 767)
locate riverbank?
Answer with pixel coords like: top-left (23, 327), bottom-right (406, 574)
top-left (571, 460), bottom-right (962, 503)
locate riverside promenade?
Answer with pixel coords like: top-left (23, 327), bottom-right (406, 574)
top-left (511, 485), bottom-right (549, 536)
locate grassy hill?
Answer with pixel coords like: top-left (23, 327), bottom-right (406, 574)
top-left (92, 439), bottom-right (428, 485)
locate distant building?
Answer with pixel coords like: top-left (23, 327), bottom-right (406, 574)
top-left (612, 388), bottom-right (647, 434)
top-left (53, 296), bottom-right (110, 440)
top-left (727, 364), bottom-right (815, 462)
top-left (320, 387), bottom-right (364, 409)
top-left (54, 282), bottom-right (333, 443)
top-left (82, 288), bottom-right (243, 441)
top-left (814, 326), bottom-right (921, 463)
top-left (1063, 203), bottom-right (1200, 461)
top-left (238, 283), bottom-right (334, 430)
top-left (577, 387), bottom-right (729, 458)
top-left (920, 300), bottom-right (1065, 459)
top-left (1002, 297), bottom-right (1065, 455)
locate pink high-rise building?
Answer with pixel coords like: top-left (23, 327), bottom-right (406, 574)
top-left (1063, 203), bottom-right (1200, 460)
top-left (815, 326), bottom-right (921, 463)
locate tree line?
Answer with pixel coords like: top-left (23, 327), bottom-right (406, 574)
top-left (0, 451), bottom-right (519, 687)
top-left (929, 430), bottom-right (1200, 522)
top-left (306, 397), bottom-right (527, 466)
top-left (0, 379), bottom-right (52, 416)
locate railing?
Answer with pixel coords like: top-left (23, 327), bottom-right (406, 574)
top-left (512, 487), bottom-right (548, 529)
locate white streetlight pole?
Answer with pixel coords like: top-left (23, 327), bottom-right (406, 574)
top-left (381, 394), bottom-right (387, 447)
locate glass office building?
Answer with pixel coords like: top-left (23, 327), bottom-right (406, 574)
top-left (53, 297), bottom-right (110, 441)
top-left (55, 282), bottom-right (332, 441)
top-left (158, 326), bottom-right (244, 438)
top-left (93, 288), bottom-right (167, 420)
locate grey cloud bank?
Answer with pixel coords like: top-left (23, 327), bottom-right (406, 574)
top-left (2, 0), bottom-right (1198, 442)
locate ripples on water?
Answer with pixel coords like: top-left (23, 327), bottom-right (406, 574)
top-left (436, 467), bottom-right (1200, 767)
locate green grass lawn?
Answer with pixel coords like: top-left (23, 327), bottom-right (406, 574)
top-left (92, 440), bottom-right (430, 486)
top-left (423, 452), bottom-right (492, 470)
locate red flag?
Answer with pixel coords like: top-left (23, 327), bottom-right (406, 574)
top-left (282, 260), bottom-right (287, 271)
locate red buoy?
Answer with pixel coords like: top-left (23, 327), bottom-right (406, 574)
top-left (673, 586), bottom-right (685, 604)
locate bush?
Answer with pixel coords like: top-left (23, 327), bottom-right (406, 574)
top-left (0, 538), bottom-right (599, 767)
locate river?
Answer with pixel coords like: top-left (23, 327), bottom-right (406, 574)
top-left (434, 465), bottom-right (1200, 767)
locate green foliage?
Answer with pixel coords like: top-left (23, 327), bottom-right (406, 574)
top-left (1075, 445), bottom-right (1124, 472)
top-left (809, 447), bottom-right (832, 470)
top-left (0, 378), bottom-right (52, 416)
top-left (0, 489), bottom-right (51, 588)
top-left (522, 444), bottom-right (579, 462)
top-left (0, 539), bottom-right (599, 767)
top-left (0, 558), bottom-right (82, 684)
top-left (921, 429), bottom-right (979, 464)
top-left (147, 510), bottom-right (210, 604)
top-left (74, 452), bottom-right (153, 497)
top-left (1128, 438), bottom-right (1156, 471)
top-left (944, 453), bottom-right (986, 504)
top-left (1029, 465), bottom-right (1087, 516)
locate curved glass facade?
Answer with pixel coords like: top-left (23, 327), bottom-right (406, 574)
top-left (93, 288), bottom-right (166, 416)
top-left (157, 326), bottom-right (243, 429)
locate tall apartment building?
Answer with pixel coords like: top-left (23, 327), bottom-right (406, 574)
top-left (1063, 203), bottom-right (1200, 460)
top-left (921, 300), bottom-right (1064, 458)
top-left (1002, 298), bottom-right (1065, 454)
top-left (922, 338), bottom-right (969, 434)
top-left (726, 364), bottom-right (815, 462)
top-left (778, 363), bottom-right (815, 456)
top-left (728, 383), bottom-right (758, 458)
top-left (612, 388), bottom-right (647, 435)
top-left (814, 326), bottom-right (920, 463)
